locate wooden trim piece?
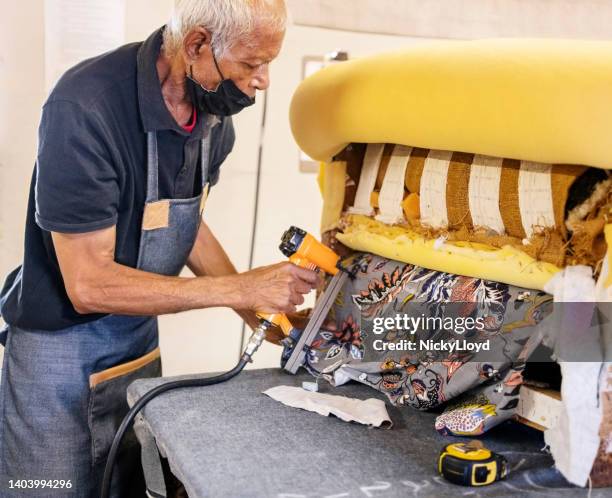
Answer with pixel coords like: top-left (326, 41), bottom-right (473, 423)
top-left (514, 415), bottom-right (547, 432)
top-left (89, 347), bottom-right (161, 388)
top-left (515, 385), bottom-right (562, 431)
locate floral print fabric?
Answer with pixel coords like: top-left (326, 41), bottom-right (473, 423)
top-left (282, 253), bottom-right (552, 436)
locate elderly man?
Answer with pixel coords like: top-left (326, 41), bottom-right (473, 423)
top-left (0, 0), bottom-right (309, 496)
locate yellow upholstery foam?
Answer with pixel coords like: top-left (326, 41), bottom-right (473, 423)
top-left (319, 161), bottom-right (346, 233)
top-left (336, 215), bottom-right (561, 291)
top-left (290, 39), bottom-right (612, 170)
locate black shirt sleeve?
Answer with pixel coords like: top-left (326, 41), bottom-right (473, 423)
top-left (35, 100), bottom-right (120, 234)
top-left (208, 116), bottom-right (235, 187)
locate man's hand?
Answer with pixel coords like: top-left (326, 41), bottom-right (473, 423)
top-left (237, 262), bottom-right (319, 314)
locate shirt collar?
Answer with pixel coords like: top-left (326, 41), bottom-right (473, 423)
top-left (137, 27), bottom-right (198, 136)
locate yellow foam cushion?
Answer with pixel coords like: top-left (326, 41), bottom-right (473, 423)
top-left (337, 215), bottom-right (561, 291)
top-left (290, 39), bottom-right (612, 170)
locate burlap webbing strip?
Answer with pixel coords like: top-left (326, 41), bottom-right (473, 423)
top-left (499, 158), bottom-right (524, 238)
top-left (404, 147), bottom-right (429, 194)
top-left (550, 164), bottom-right (588, 237)
top-left (446, 151), bottom-right (474, 230)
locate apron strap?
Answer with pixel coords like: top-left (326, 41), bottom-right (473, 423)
top-left (200, 133), bottom-right (211, 189)
top-left (200, 114), bottom-right (219, 188)
top-left (146, 132), bottom-right (160, 203)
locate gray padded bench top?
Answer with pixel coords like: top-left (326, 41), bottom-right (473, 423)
top-left (128, 368), bottom-right (594, 498)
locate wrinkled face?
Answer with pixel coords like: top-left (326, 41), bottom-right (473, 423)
top-left (188, 22), bottom-right (285, 98)
top-left (217, 26), bottom-right (285, 96)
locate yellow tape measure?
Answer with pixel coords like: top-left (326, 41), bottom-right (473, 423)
top-left (438, 441), bottom-right (508, 486)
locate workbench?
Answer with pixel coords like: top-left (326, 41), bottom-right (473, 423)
top-left (127, 368), bottom-right (597, 498)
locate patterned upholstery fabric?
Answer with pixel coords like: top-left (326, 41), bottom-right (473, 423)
top-left (282, 253), bottom-right (553, 436)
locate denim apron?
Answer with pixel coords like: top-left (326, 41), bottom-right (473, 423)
top-left (0, 116), bottom-right (216, 497)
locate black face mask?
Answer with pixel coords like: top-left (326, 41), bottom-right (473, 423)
top-left (187, 48), bottom-right (255, 116)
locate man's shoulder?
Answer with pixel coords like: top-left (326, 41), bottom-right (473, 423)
top-left (46, 41), bottom-right (142, 110)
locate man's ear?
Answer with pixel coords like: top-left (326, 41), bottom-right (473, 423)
top-left (183, 26), bottom-right (212, 62)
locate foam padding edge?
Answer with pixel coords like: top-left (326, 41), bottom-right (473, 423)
top-left (336, 215), bottom-right (561, 291)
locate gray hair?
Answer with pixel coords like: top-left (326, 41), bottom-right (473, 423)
top-left (164, 0), bottom-right (287, 58)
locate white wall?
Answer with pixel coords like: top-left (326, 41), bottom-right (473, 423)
top-left (0, 2), bottom-right (46, 286)
top-left (0, 1), bottom-right (46, 369)
top-left (288, 0), bottom-right (612, 40)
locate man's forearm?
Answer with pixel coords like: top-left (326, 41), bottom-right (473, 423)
top-left (68, 261), bottom-right (248, 316)
top-left (187, 222), bottom-right (261, 329)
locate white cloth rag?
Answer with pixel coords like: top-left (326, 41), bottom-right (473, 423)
top-left (263, 385), bottom-right (392, 428)
top-left (543, 265), bottom-right (603, 486)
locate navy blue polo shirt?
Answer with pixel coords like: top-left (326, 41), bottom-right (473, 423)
top-left (0, 28), bottom-right (235, 331)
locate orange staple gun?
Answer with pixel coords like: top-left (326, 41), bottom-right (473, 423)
top-left (250, 228), bottom-right (348, 372)
top-left (254, 227), bottom-right (352, 374)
